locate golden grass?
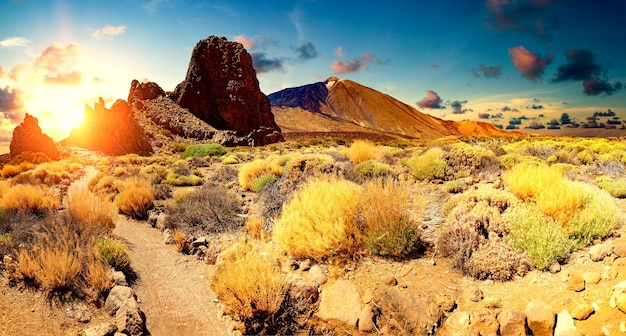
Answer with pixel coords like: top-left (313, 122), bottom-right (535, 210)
top-left (88, 173), bottom-right (123, 201)
top-left (66, 185), bottom-right (117, 233)
top-left (359, 178), bottom-right (422, 257)
top-left (244, 217), bottom-right (265, 241)
top-left (343, 139), bottom-right (382, 165)
top-left (405, 147), bottom-right (449, 180)
top-left (116, 177), bottom-right (154, 220)
top-left (238, 159), bottom-right (283, 190)
top-left (273, 176), bottom-right (362, 260)
top-left (0, 184), bottom-right (60, 215)
top-left (211, 241), bottom-right (286, 322)
top-left (0, 164), bottom-right (23, 178)
top-left (171, 229), bottom-right (190, 253)
top-left (86, 251), bottom-right (114, 293)
top-left (0, 179), bottom-right (12, 198)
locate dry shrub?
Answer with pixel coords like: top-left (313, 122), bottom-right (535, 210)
top-left (171, 229), bottom-right (190, 253)
top-left (0, 184), bottom-right (60, 216)
top-left (211, 241), bottom-right (286, 333)
top-left (567, 182), bottom-right (620, 247)
top-left (116, 177), bottom-right (154, 220)
top-left (405, 147), bottom-right (449, 181)
top-left (86, 253), bottom-right (114, 293)
top-left (354, 160), bottom-right (397, 179)
top-left (164, 160), bottom-right (204, 186)
top-left (166, 183), bottom-right (243, 234)
top-left (0, 164), bottom-right (24, 178)
top-left (444, 142), bottom-right (499, 178)
top-left (359, 178), bottom-right (422, 257)
top-left (8, 151), bottom-right (52, 165)
top-left (466, 239), bottom-right (532, 280)
top-left (245, 217), bottom-right (265, 241)
top-left (88, 173), bottom-right (123, 201)
top-left (594, 176), bottom-right (626, 198)
top-left (274, 176), bottom-right (362, 260)
top-left (66, 185), bottom-right (117, 233)
top-left (140, 164), bottom-right (169, 184)
top-left (239, 159), bottom-right (283, 190)
top-left (0, 179), bottom-right (12, 198)
top-left (343, 140), bottom-right (382, 165)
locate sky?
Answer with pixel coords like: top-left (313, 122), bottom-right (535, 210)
top-left (1, 0), bottom-right (625, 151)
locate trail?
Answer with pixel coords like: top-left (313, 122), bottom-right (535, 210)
top-left (71, 159), bottom-right (229, 336)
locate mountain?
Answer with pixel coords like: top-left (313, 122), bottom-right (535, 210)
top-left (269, 77), bottom-right (510, 139)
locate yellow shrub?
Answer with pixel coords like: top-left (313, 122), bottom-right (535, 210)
top-left (86, 251), bottom-right (114, 293)
top-left (0, 179), bottom-right (12, 198)
top-left (0, 164), bottom-right (23, 178)
top-left (273, 176), bottom-right (362, 259)
top-left (238, 159), bottom-right (283, 190)
top-left (405, 147), bottom-right (449, 180)
top-left (0, 184), bottom-right (60, 215)
top-left (245, 217), bottom-right (265, 241)
top-left (116, 177), bottom-right (154, 220)
top-left (343, 140), bottom-right (383, 165)
top-left (66, 185), bottom-right (117, 233)
top-left (88, 173), bottom-right (123, 201)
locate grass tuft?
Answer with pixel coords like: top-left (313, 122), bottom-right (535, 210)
top-left (116, 177), bottom-right (154, 220)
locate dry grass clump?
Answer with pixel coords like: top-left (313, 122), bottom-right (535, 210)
top-left (164, 160), bottom-right (203, 186)
top-left (0, 184), bottom-right (60, 216)
top-left (566, 182), bottom-right (620, 248)
top-left (404, 147), bottom-right (449, 181)
top-left (8, 151), bottom-right (52, 165)
top-left (171, 229), bottom-right (190, 253)
top-left (88, 173), bottom-right (123, 201)
top-left (66, 185), bottom-right (117, 233)
top-left (438, 187), bottom-right (531, 280)
top-left (359, 178), bottom-right (422, 257)
top-left (274, 176), bottom-right (362, 260)
top-left (444, 142), bottom-right (498, 178)
top-left (116, 177), bottom-right (154, 220)
top-left (140, 164), bottom-right (169, 183)
top-left (211, 241), bottom-right (286, 334)
top-left (245, 217), bottom-right (266, 241)
top-left (166, 183), bottom-right (243, 234)
top-left (594, 176), bottom-right (626, 198)
top-left (238, 158), bottom-right (283, 190)
top-left (343, 140), bottom-right (383, 165)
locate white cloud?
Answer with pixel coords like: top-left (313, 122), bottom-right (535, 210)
top-left (334, 46), bottom-right (344, 57)
top-left (0, 36), bottom-right (31, 47)
top-left (91, 25), bottom-right (127, 39)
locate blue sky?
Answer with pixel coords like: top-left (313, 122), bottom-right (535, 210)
top-left (1, 0), bottom-right (625, 147)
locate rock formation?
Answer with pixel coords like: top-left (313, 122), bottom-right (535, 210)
top-left (67, 98), bottom-right (153, 156)
top-left (10, 113), bottom-right (59, 160)
top-left (171, 35), bottom-right (283, 145)
top-left (128, 80), bottom-right (165, 109)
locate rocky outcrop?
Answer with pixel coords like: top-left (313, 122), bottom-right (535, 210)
top-left (67, 98), bottom-right (153, 155)
top-left (128, 80), bottom-right (165, 109)
top-left (105, 286), bottom-right (146, 336)
top-left (9, 114), bottom-right (59, 160)
top-left (171, 35), bottom-right (283, 145)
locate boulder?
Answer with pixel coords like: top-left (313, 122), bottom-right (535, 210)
top-left (84, 322), bottom-right (118, 336)
top-left (567, 274), bottom-right (585, 292)
top-left (525, 300), bottom-right (555, 336)
top-left (497, 309), bottom-right (527, 336)
top-left (171, 36), bottom-right (283, 145)
top-left (582, 272), bottom-right (601, 285)
top-left (104, 286), bottom-right (145, 336)
top-left (315, 280), bottom-right (361, 326)
top-left (307, 265), bottom-right (327, 286)
top-left (469, 313), bottom-right (499, 336)
top-left (554, 310), bottom-right (581, 336)
top-left (105, 286), bottom-right (136, 316)
top-left (589, 243), bottom-right (612, 262)
top-left (571, 303), bottom-right (594, 320)
top-left (10, 113), bottom-right (59, 160)
top-left (438, 311), bottom-right (470, 336)
top-left (372, 286), bottom-right (444, 335)
top-left (67, 98), bottom-right (153, 155)
top-left (357, 302), bottom-right (380, 332)
top-left (127, 79), bottom-right (165, 109)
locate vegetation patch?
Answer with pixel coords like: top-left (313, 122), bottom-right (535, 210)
top-left (594, 176), bottom-right (626, 198)
top-left (404, 147), bottom-right (449, 180)
top-left (353, 160), bottom-right (397, 178)
top-left (343, 140), bottom-right (383, 165)
top-left (116, 177), bottom-right (154, 220)
top-left (0, 184), bottom-right (60, 216)
top-left (180, 143), bottom-right (227, 159)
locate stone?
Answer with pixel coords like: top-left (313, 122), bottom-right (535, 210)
top-left (497, 309), bottom-right (527, 336)
top-left (567, 274), bottom-right (585, 292)
top-left (357, 302), bottom-right (380, 332)
top-left (611, 280), bottom-right (626, 312)
top-left (109, 270), bottom-right (128, 286)
top-left (67, 98), bottom-right (153, 155)
top-left (583, 272), bottom-right (601, 285)
top-left (436, 294), bottom-right (456, 312)
top-left (105, 286), bottom-right (136, 316)
top-left (571, 303), bottom-right (594, 320)
top-left (192, 236), bottom-right (208, 247)
top-left (616, 292), bottom-right (626, 313)
top-left (287, 279), bottom-right (319, 312)
top-left (469, 286), bottom-right (483, 302)
top-left (469, 313), bottom-right (499, 336)
top-left (438, 311), bottom-right (470, 336)
top-left (549, 262), bottom-right (561, 273)
top-left (9, 113), bottom-right (59, 160)
top-left (383, 276), bottom-right (398, 286)
top-left (525, 300), bottom-right (555, 336)
top-left (315, 280), bottom-right (362, 326)
top-left (615, 245), bottom-right (626, 258)
top-left (115, 300), bottom-right (144, 336)
top-left (127, 79), bottom-right (165, 109)
top-left (66, 303), bottom-right (91, 323)
top-left (172, 36), bottom-right (284, 146)
top-left (372, 287), bottom-right (443, 335)
top-left (554, 310), bottom-right (581, 336)
top-left (84, 322), bottom-right (118, 336)
top-left (589, 243), bottom-right (612, 262)
top-left (307, 265), bottom-right (327, 286)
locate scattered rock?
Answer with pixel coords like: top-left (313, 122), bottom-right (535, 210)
top-left (469, 313), bottom-right (499, 336)
top-left (615, 293), bottom-right (626, 313)
top-left (525, 300), bottom-right (555, 336)
top-left (66, 303), bottom-right (91, 323)
top-left (127, 80), bottom-right (165, 109)
top-left (554, 310), bottom-right (581, 336)
top-left (571, 303), bottom-right (594, 320)
top-left (436, 294), bottom-right (456, 312)
top-left (315, 280), bottom-right (362, 326)
top-left (109, 270), bottom-right (128, 286)
top-left (357, 302), bottom-right (380, 332)
top-left (469, 286), bottom-right (483, 302)
top-left (372, 286), bottom-right (444, 335)
top-left (589, 244), bottom-right (612, 262)
top-left (9, 113), bottom-right (59, 160)
top-left (286, 279), bottom-right (319, 312)
top-left (482, 297), bottom-right (502, 309)
top-left (567, 274), bottom-right (585, 292)
top-left (438, 311), bottom-right (470, 336)
top-left (307, 265), bottom-right (327, 286)
top-left (383, 276), bottom-right (398, 286)
top-left (299, 259), bottom-right (312, 271)
top-left (549, 262), bottom-right (561, 274)
top-left (84, 322), bottom-right (118, 336)
top-left (163, 230), bottom-right (174, 245)
top-left (497, 309), bottom-right (527, 336)
top-left (172, 36), bottom-right (284, 145)
top-left (614, 245), bottom-right (626, 258)
top-left (192, 236), bottom-right (207, 247)
top-left (583, 272), bottom-right (601, 285)
top-left (104, 286), bottom-right (145, 336)
top-left (105, 286), bottom-right (136, 317)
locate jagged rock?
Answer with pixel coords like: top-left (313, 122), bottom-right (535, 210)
top-left (357, 302), bottom-right (380, 332)
top-left (104, 286), bottom-right (145, 336)
top-left (497, 309), bottom-right (527, 336)
top-left (589, 243), bottom-right (612, 262)
top-left (435, 294), bottom-right (456, 312)
top-left (372, 286), bottom-right (444, 335)
top-left (66, 302), bottom-right (91, 323)
top-left (67, 98), bottom-right (153, 155)
top-left (287, 279), bottom-right (319, 312)
top-left (571, 303), bottom-right (594, 320)
top-left (109, 270), bottom-right (128, 286)
top-left (315, 280), bottom-right (362, 326)
top-left (105, 286), bottom-right (136, 316)
top-left (128, 79), bottom-right (165, 109)
top-left (10, 113), bottom-right (59, 160)
top-left (163, 230), bottom-right (174, 245)
top-left (469, 313), bottom-right (499, 336)
top-left (554, 310), bottom-right (581, 336)
top-left (438, 311), bottom-right (470, 336)
top-left (172, 35), bottom-right (283, 145)
top-left (525, 300), bottom-right (555, 336)
top-left (84, 322), bottom-right (118, 336)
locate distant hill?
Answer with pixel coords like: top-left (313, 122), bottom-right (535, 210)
top-left (269, 77), bottom-right (511, 139)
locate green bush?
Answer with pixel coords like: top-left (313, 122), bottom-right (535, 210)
top-left (443, 180), bottom-right (463, 194)
top-left (181, 143), bottom-right (227, 159)
top-left (354, 160), bottom-right (397, 178)
top-left (594, 176), bottom-right (626, 198)
top-left (251, 175), bottom-right (277, 192)
top-left (96, 237), bottom-right (131, 273)
top-left (405, 147), bottom-right (449, 180)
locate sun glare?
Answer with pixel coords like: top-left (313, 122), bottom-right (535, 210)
top-left (23, 85), bottom-right (87, 141)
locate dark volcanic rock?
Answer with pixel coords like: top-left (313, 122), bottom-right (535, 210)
top-left (268, 81), bottom-right (329, 114)
top-left (171, 35), bottom-right (283, 145)
top-left (10, 113), bottom-right (59, 160)
top-left (128, 80), bottom-right (165, 109)
top-left (67, 98), bottom-right (153, 156)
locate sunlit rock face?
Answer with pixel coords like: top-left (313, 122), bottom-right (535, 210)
top-left (10, 113), bottom-right (59, 160)
top-left (128, 80), bottom-right (165, 109)
top-left (171, 35), bottom-right (283, 145)
top-left (67, 98), bottom-right (153, 156)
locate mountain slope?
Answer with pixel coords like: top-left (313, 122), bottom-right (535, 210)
top-left (269, 77), bottom-right (510, 139)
